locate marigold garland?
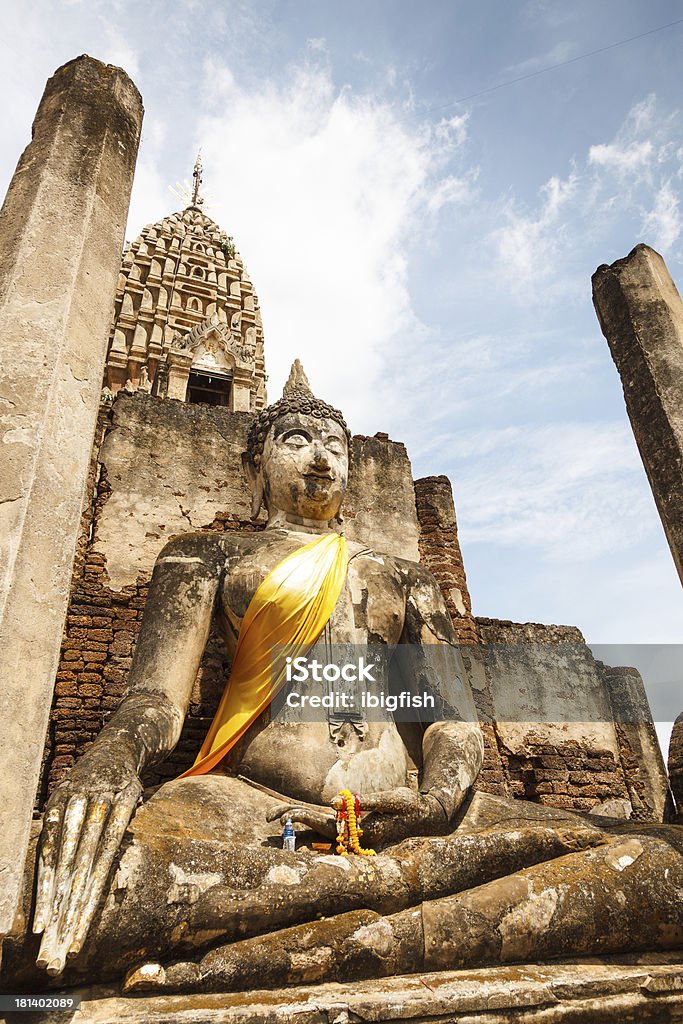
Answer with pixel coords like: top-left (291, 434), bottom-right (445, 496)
top-left (335, 789), bottom-right (375, 856)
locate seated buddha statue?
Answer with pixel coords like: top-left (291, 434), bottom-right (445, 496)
top-left (6, 362), bottom-right (682, 994)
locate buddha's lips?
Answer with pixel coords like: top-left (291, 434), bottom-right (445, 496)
top-left (304, 471), bottom-right (334, 482)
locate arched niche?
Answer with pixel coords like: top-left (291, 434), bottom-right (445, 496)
top-left (187, 333), bottom-right (234, 406)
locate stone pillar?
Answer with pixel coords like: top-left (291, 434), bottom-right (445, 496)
top-left (414, 475), bottom-right (478, 643)
top-left (0, 56), bottom-right (143, 938)
top-left (231, 367), bottom-right (253, 412)
top-left (669, 713), bottom-right (683, 817)
top-left (592, 245), bottom-right (683, 585)
top-left (167, 351), bottom-right (192, 400)
top-left (602, 666), bottom-right (672, 821)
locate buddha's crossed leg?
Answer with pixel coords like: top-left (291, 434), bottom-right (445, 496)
top-left (7, 776), bottom-right (681, 992)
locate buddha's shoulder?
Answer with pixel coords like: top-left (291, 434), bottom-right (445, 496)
top-left (155, 529), bottom-right (269, 565)
top-left (348, 544), bottom-right (439, 589)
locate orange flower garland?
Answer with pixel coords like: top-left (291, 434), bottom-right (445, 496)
top-left (335, 789), bottom-right (375, 857)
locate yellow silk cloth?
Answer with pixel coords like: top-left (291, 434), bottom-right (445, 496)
top-left (180, 532), bottom-right (349, 777)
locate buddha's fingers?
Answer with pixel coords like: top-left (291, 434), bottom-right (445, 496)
top-left (265, 799), bottom-right (329, 823)
top-left (356, 788), bottom-right (418, 815)
top-left (279, 808), bottom-right (337, 837)
top-left (126, 908), bottom-right (418, 994)
top-left (36, 794), bottom-right (88, 970)
top-left (67, 781), bottom-right (141, 962)
top-left (33, 792), bottom-right (68, 935)
top-left (48, 798), bottom-right (111, 971)
top-left (123, 960), bottom-right (201, 995)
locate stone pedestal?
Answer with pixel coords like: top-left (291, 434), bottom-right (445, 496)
top-left (28, 957), bottom-right (683, 1023)
top-left (0, 56), bottom-right (143, 938)
top-left (592, 244), bottom-right (683, 586)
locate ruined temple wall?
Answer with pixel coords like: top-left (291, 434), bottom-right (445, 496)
top-left (476, 617), bottom-right (665, 817)
top-left (411, 476), bottom-right (508, 797)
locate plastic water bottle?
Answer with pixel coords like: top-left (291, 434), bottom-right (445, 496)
top-left (282, 817), bottom-right (296, 852)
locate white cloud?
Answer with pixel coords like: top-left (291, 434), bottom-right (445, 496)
top-left (504, 39), bottom-right (575, 76)
top-left (453, 422), bottom-right (651, 562)
top-left (101, 23), bottom-right (141, 80)
top-left (588, 139), bottom-right (653, 176)
top-left (642, 180), bottom-right (682, 253)
top-left (490, 172), bottom-right (579, 299)
top-left (485, 94), bottom-right (682, 306)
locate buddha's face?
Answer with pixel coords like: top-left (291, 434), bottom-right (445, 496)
top-left (259, 412), bottom-right (349, 522)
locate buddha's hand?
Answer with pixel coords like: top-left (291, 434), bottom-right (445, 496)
top-left (336, 787), bottom-right (448, 845)
top-left (266, 801), bottom-right (338, 839)
top-left (33, 748), bottom-right (142, 976)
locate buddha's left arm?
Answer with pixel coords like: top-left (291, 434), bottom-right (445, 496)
top-left (362, 563), bottom-right (484, 837)
top-left (400, 561), bottom-right (484, 821)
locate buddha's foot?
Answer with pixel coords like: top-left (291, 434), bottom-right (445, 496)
top-left (123, 831), bottom-right (683, 994)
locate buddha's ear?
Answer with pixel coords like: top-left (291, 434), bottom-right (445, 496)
top-left (241, 450), bottom-right (256, 484)
top-left (242, 452), bottom-right (264, 520)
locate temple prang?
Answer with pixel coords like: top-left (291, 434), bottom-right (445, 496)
top-left (105, 185), bottom-right (266, 412)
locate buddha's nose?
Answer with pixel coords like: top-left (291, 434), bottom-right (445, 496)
top-left (312, 442), bottom-right (330, 466)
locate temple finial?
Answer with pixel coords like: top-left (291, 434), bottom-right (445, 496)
top-left (191, 151), bottom-right (203, 207)
top-left (283, 359), bottom-right (312, 397)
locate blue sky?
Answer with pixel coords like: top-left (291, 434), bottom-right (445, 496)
top-left (1, 2), bottom-right (682, 743)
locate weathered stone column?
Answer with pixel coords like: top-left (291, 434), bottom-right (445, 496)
top-left (166, 349), bottom-right (193, 400)
top-left (414, 475), bottom-right (478, 643)
top-left (602, 666), bottom-right (672, 821)
top-left (669, 712), bottom-right (683, 816)
top-left (592, 245), bottom-right (683, 585)
top-left (0, 56), bottom-right (143, 938)
top-left (231, 367), bottom-right (254, 412)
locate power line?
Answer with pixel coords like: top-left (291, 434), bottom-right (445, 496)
top-left (447, 17), bottom-right (683, 106)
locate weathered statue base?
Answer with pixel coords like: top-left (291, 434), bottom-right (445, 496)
top-left (21, 955), bottom-right (683, 1023)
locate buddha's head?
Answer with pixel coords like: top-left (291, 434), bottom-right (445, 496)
top-left (243, 361), bottom-right (351, 526)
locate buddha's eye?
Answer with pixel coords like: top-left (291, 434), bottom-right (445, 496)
top-left (325, 439), bottom-right (345, 455)
top-left (282, 430), bottom-right (310, 447)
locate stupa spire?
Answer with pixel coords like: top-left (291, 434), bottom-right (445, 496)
top-left (191, 151), bottom-right (203, 207)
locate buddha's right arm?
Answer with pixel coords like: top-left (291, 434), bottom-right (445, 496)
top-left (33, 533), bottom-right (225, 974)
top-left (121, 531), bottom-right (227, 761)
